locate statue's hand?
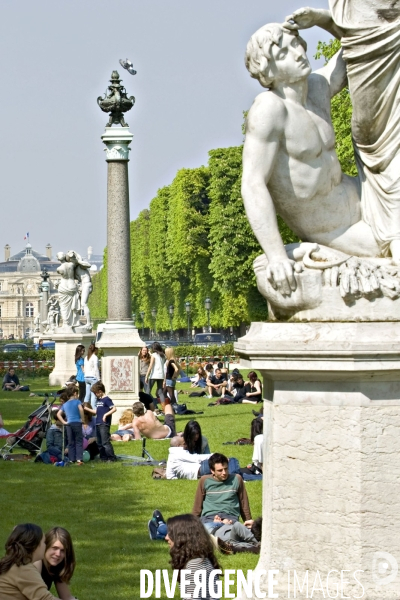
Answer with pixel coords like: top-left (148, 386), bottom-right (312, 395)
top-left (284, 7), bottom-right (321, 30)
top-left (266, 259), bottom-right (297, 296)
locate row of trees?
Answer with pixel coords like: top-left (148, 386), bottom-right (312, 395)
top-left (89, 40), bottom-right (354, 333)
top-left (89, 144), bottom-right (298, 332)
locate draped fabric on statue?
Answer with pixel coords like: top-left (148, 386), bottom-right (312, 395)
top-left (330, 0), bottom-right (400, 256)
top-left (58, 281), bottom-right (81, 328)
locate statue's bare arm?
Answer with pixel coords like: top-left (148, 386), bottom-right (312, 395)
top-left (309, 48), bottom-right (348, 103)
top-left (242, 95), bottom-right (296, 295)
top-left (284, 7), bottom-right (345, 40)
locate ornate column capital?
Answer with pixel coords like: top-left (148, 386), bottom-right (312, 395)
top-left (101, 127), bottom-right (133, 162)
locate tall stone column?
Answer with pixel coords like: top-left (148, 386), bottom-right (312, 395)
top-left (97, 126), bottom-right (143, 420)
top-left (102, 127), bottom-right (133, 321)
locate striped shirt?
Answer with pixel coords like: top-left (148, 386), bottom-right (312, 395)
top-left (180, 558), bottom-right (220, 600)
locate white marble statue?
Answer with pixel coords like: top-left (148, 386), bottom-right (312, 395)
top-left (55, 251), bottom-right (81, 331)
top-left (242, 16), bottom-right (400, 320)
top-left (33, 315), bottom-right (41, 334)
top-left (65, 250), bottom-right (93, 330)
top-left (285, 2), bottom-right (400, 261)
top-left (54, 250), bottom-right (93, 332)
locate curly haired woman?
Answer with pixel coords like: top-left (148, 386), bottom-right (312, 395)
top-left (111, 409), bottom-right (135, 441)
top-left (166, 514), bottom-right (221, 600)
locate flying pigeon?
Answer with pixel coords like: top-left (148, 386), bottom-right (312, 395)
top-left (119, 59), bottom-right (137, 75)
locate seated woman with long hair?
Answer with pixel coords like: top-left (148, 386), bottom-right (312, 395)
top-left (242, 371), bottom-right (262, 404)
top-left (0, 523), bottom-right (58, 600)
top-left (166, 514), bottom-right (221, 600)
top-left (111, 408), bottom-right (135, 441)
top-left (34, 527), bottom-right (76, 600)
top-left (183, 420), bottom-right (210, 454)
top-left (190, 366), bottom-right (207, 388)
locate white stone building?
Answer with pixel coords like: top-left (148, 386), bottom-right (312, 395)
top-left (0, 244), bottom-right (102, 339)
top-left (0, 243), bottom-right (60, 339)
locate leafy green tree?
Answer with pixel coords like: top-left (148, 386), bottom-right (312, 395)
top-left (315, 39), bottom-right (356, 177)
top-left (165, 167), bottom-right (211, 330)
top-left (88, 248), bottom-right (108, 324)
top-left (130, 209), bottom-right (151, 328)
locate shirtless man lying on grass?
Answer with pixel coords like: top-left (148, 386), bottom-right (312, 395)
top-left (131, 399), bottom-right (176, 440)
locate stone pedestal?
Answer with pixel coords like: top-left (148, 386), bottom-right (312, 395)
top-left (98, 321), bottom-right (144, 422)
top-left (235, 322), bottom-right (400, 599)
top-left (49, 332), bottom-right (94, 387)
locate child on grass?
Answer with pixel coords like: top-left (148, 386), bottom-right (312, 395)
top-left (46, 408), bottom-right (68, 463)
top-left (57, 387), bottom-right (84, 465)
top-left (90, 382), bottom-right (117, 462)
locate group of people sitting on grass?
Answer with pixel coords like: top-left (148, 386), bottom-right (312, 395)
top-left (0, 524), bottom-right (76, 600)
top-left (188, 362), bottom-right (262, 404)
top-left (165, 418), bottom-right (263, 480)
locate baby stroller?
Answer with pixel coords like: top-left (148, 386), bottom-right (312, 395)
top-left (0, 397), bottom-right (55, 460)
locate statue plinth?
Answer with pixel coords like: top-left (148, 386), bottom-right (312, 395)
top-left (97, 320), bottom-right (144, 422)
top-left (48, 332), bottom-right (94, 387)
top-left (235, 322), bottom-right (400, 599)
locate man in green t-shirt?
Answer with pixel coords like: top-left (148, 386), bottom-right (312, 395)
top-left (192, 452), bottom-right (253, 533)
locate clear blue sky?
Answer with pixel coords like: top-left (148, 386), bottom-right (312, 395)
top-left (0, 1), bottom-right (330, 259)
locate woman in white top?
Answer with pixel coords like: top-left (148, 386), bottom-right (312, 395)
top-left (84, 343), bottom-right (100, 408)
top-left (145, 342), bottom-right (166, 405)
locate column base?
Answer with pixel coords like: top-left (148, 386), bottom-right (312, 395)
top-left (49, 332), bottom-right (94, 387)
top-left (97, 320), bottom-right (144, 422)
top-left (235, 322), bottom-right (400, 599)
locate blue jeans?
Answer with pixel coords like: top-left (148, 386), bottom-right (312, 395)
top-left (155, 522), bottom-right (167, 540)
top-left (199, 457), bottom-right (241, 477)
top-left (96, 424), bottom-right (116, 461)
top-left (47, 445), bottom-right (63, 461)
top-left (84, 377), bottom-right (98, 408)
top-left (201, 515), bottom-right (238, 533)
top-left (66, 422), bottom-right (83, 462)
top-left (140, 375), bottom-right (150, 394)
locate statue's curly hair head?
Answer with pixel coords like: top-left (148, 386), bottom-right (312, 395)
top-left (245, 23), bottom-right (307, 88)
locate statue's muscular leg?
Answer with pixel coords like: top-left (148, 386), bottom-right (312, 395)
top-left (309, 219), bottom-right (381, 258)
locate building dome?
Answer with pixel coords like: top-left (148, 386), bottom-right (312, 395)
top-left (17, 244), bottom-right (41, 273)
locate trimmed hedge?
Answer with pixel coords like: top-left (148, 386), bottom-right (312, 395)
top-left (174, 343), bottom-right (235, 358)
top-left (0, 350), bottom-right (55, 362)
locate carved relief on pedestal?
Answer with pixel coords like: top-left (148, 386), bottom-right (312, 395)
top-left (110, 358), bottom-right (133, 392)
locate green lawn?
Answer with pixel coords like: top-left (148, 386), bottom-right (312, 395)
top-left (0, 376), bottom-right (262, 600)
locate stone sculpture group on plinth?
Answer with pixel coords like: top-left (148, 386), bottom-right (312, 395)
top-left (48, 250), bottom-right (93, 386)
top-left (55, 250), bottom-right (92, 333)
top-left (236, 2), bottom-right (400, 598)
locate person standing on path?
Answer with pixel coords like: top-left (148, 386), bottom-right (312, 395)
top-left (74, 345), bottom-right (86, 402)
top-left (139, 346), bottom-right (151, 393)
top-left (57, 388), bottom-right (84, 465)
top-left (84, 343), bottom-right (100, 408)
top-left (145, 342), bottom-right (166, 406)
